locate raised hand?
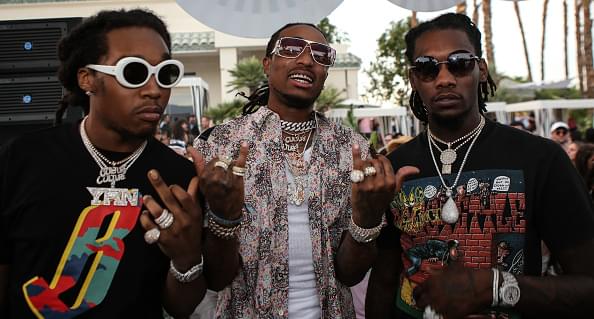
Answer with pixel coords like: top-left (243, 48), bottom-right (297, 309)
top-left (140, 170), bottom-right (203, 270)
top-left (188, 142), bottom-right (249, 220)
top-left (351, 144), bottom-right (419, 228)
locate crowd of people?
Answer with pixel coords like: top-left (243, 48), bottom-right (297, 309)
top-left (1, 8), bottom-right (593, 319)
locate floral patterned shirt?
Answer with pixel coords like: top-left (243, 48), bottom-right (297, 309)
top-left (194, 107), bottom-right (369, 318)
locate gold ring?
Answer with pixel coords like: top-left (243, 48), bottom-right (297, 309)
top-left (214, 160), bottom-right (229, 170)
top-left (232, 166), bottom-right (246, 177)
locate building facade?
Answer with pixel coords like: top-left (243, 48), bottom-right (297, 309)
top-left (0, 0), bottom-right (361, 109)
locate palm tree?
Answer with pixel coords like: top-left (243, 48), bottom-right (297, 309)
top-left (564, 0), bottom-right (569, 79)
top-left (456, 1), bottom-right (467, 14)
top-left (482, 0), bottom-right (496, 71)
top-left (540, 0), bottom-right (550, 82)
top-left (472, 0), bottom-right (480, 26)
top-left (227, 56), bottom-right (267, 95)
top-left (205, 100), bottom-right (244, 124)
top-left (411, 11), bottom-right (418, 28)
top-left (513, 0), bottom-right (533, 82)
top-left (583, 0), bottom-right (594, 97)
top-left (315, 86), bottom-right (345, 112)
top-left (576, 0), bottom-right (585, 93)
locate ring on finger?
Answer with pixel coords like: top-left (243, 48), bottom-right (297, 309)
top-left (364, 166), bottom-right (377, 177)
top-left (144, 228), bottom-right (161, 244)
top-left (232, 166), bottom-right (246, 177)
top-left (423, 306), bottom-right (443, 319)
top-left (155, 209), bottom-right (174, 230)
top-left (350, 169), bottom-right (365, 183)
top-left (214, 160), bottom-right (229, 170)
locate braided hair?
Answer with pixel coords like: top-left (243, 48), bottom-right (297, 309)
top-left (405, 13), bottom-right (497, 123)
top-left (241, 22), bottom-right (325, 115)
top-left (55, 9), bottom-right (171, 124)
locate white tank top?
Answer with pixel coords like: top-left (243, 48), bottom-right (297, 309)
top-left (286, 148), bottom-right (321, 318)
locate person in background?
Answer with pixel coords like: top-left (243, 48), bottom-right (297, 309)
top-left (575, 143), bottom-right (594, 201)
top-left (187, 114), bottom-right (200, 139)
top-left (200, 115), bottom-right (211, 132)
top-left (509, 120), bottom-right (527, 131)
top-left (550, 121), bottom-right (572, 151)
top-left (0, 9), bottom-right (205, 318)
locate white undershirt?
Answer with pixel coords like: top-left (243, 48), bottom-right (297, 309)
top-left (286, 148), bottom-right (321, 318)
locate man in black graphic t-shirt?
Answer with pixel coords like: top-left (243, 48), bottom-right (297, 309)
top-left (0, 9), bottom-right (205, 318)
top-left (367, 13), bottom-right (594, 319)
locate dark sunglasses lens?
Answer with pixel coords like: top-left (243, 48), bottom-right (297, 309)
top-left (278, 38), bottom-right (306, 57)
top-left (310, 43), bottom-right (333, 65)
top-left (447, 54), bottom-right (476, 77)
top-left (123, 62), bottom-right (149, 85)
top-left (413, 59), bottom-right (439, 80)
top-left (158, 64), bottom-right (181, 86)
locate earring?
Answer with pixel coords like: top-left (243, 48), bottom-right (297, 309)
top-left (85, 91), bottom-right (94, 96)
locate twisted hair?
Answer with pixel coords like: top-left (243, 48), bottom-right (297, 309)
top-left (240, 22), bottom-right (325, 115)
top-left (55, 9), bottom-right (171, 124)
top-left (405, 13), bottom-right (496, 123)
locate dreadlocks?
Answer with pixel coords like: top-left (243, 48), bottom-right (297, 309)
top-left (405, 13), bottom-right (497, 123)
top-left (240, 22), bottom-right (325, 115)
top-left (55, 9), bottom-right (171, 124)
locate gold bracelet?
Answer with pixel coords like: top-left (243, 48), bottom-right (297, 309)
top-left (208, 214), bottom-right (242, 239)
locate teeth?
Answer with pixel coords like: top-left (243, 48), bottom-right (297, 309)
top-left (289, 73), bottom-right (313, 83)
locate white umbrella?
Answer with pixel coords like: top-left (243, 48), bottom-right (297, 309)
top-left (176, 0), bottom-right (343, 38)
top-left (386, 0), bottom-right (464, 12)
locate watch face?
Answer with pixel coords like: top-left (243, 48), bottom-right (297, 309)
top-left (503, 286), bottom-right (521, 304)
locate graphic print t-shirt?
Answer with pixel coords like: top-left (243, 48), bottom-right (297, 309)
top-left (383, 120), bottom-right (594, 319)
top-left (0, 122), bottom-right (195, 318)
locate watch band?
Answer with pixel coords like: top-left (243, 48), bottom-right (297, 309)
top-left (169, 255), bottom-right (204, 283)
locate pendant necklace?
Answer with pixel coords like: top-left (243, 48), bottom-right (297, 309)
top-left (80, 116), bottom-right (147, 188)
top-left (428, 116), bottom-right (484, 174)
top-left (427, 117), bottom-right (485, 223)
top-left (282, 113), bottom-right (317, 206)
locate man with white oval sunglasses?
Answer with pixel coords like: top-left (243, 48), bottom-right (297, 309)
top-left (0, 9), bottom-right (205, 318)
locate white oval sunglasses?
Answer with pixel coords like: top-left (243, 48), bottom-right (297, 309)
top-left (86, 57), bottom-right (184, 89)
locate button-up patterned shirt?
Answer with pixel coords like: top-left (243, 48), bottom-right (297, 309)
top-left (194, 107), bottom-right (369, 318)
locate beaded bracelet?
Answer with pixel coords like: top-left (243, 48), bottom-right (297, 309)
top-left (169, 255), bottom-right (203, 283)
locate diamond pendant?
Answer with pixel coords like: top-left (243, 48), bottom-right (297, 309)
top-left (442, 164), bottom-right (452, 174)
top-left (441, 191), bottom-right (459, 223)
top-left (288, 181), bottom-right (305, 206)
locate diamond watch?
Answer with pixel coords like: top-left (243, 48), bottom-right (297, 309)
top-left (499, 271), bottom-right (521, 307)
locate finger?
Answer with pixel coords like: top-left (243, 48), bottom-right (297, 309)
top-left (186, 176), bottom-right (199, 203)
top-left (147, 169), bottom-right (183, 217)
top-left (394, 166), bottom-right (420, 192)
top-left (352, 144), bottom-right (367, 171)
top-left (142, 194), bottom-right (163, 220)
top-left (139, 210), bottom-right (158, 231)
top-left (171, 184), bottom-right (201, 219)
top-left (187, 147), bottom-right (206, 175)
top-left (234, 141), bottom-right (249, 168)
top-left (377, 155), bottom-right (396, 190)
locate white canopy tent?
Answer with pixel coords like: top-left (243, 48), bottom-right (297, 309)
top-left (325, 105), bottom-right (411, 135)
top-left (505, 99), bottom-right (594, 137)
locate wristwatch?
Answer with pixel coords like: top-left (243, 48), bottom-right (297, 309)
top-left (499, 271), bottom-right (521, 307)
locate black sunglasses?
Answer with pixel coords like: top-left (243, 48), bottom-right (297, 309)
top-left (411, 52), bottom-right (480, 82)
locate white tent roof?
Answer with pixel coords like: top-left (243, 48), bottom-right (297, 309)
top-left (506, 99), bottom-right (594, 112)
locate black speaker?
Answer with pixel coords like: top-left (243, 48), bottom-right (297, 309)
top-left (0, 17), bottom-right (82, 75)
top-left (0, 17), bottom-right (82, 145)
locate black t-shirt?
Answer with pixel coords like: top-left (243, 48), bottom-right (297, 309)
top-left (381, 119), bottom-right (594, 319)
top-left (0, 122), bottom-right (196, 318)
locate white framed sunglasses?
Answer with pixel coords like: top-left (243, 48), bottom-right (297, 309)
top-left (270, 36), bottom-right (336, 67)
top-left (85, 57), bottom-right (184, 89)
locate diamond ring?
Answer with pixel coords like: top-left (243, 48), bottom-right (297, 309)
top-left (350, 169), bottom-right (365, 183)
top-left (364, 166), bottom-right (377, 177)
top-left (144, 228), bottom-right (161, 244)
top-left (155, 209), bottom-right (174, 230)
